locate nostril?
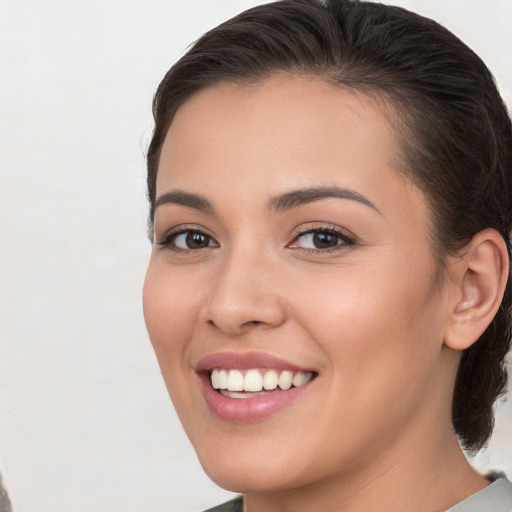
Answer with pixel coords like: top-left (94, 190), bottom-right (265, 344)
top-left (200, 264), bottom-right (288, 331)
top-left (207, 318), bottom-right (263, 331)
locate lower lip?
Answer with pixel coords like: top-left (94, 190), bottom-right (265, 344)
top-left (200, 374), bottom-right (312, 422)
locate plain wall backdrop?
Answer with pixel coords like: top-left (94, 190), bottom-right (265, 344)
top-left (1, 1), bottom-right (511, 511)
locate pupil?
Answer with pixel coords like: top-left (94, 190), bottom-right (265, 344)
top-left (187, 232), bottom-right (208, 248)
top-left (313, 232), bottom-right (338, 248)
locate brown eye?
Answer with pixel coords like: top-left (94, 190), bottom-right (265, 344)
top-left (312, 232), bottom-right (339, 249)
top-left (159, 230), bottom-right (218, 250)
top-left (184, 232), bottom-right (211, 249)
top-left (288, 228), bottom-right (355, 252)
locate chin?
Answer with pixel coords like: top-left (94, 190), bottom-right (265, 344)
top-left (201, 460), bottom-right (299, 494)
top-left (191, 430), bottom-right (322, 494)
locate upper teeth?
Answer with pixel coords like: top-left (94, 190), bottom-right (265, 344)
top-left (210, 369), bottom-right (313, 392)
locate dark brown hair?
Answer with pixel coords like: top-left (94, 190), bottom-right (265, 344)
top-left (146, 0), bottom-right (512, 452)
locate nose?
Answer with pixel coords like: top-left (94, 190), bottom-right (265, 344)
top-left (201, 250), bottom-right (287, 335)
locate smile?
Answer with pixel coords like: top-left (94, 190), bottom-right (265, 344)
top-left (196, 352), bottom-right (318, 421)
top-left (210, 368), bottom-right (314, 397)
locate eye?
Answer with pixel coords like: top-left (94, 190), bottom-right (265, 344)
top-left (288, 227), bottom-right (355, 252)
top-left (157, 229), bottom-right (218, 251)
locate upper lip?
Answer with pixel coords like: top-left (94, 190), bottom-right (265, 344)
top-left (195, 351), bottom-right (314, 373)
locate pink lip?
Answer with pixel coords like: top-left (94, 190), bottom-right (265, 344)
top-left (195, 351), bottom-right (311, 372)
top-left (195, 352), bottom-right (316, 423)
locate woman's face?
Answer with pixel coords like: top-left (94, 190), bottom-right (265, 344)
top-left (143, 77), bottom-right (458, 493)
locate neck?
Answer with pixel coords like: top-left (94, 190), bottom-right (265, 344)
top-left (243, 424), bottom-right (487, 512)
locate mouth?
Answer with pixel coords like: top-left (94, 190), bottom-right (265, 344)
top-left (210, 368), bottom-right (315, 398)
top-left (196, 352), bottom-right (318, 422)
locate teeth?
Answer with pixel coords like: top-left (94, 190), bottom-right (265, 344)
top-left (218, 369), bottom-right (228, 390)
top-left (263, 370), bottom-right (278, 390)
top-left (244, 370), bottom-right (263, 392)
top-left (211, 370), bottom-right (220, 389)
top-left (220, 390), bottom-right (267, 399)
top-left (227, 370), bottom-right (244, 391)
top-left (210, 368), bottom-right (313, 394)
top-left (278, 370), bottom-right (293, 390)
top-left (292, 371), bottom-right (308, 387)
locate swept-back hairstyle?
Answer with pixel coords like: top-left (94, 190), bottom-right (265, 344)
top-left (147, 0), bottom-right (512, 452)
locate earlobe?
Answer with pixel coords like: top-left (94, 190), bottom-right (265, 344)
top-left (444, 229), bottom-right (509, 351)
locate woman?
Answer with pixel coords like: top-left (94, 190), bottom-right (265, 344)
top-left (142, 1), bottom-right (512, 510)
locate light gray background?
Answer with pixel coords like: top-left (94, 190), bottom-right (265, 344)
top-left (0, 1), bottom-right (511, 511)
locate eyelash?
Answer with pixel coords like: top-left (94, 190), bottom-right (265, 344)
top-left (288, 225), bottom-right (356, 254)
top-left (156, 225), bottom-right (356, 253)
top-left (156, 226), bottom-right (218, 252)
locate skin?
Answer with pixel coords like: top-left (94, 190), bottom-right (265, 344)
top-left (143, 76), bottom-right (489, 511)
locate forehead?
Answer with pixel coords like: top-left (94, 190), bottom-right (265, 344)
top-left (159, 76), bottom-right (403, 188)
top-left (157, 76), bottom-right (428, 229)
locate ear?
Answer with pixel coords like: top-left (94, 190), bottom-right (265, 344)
top-left (444, 229), bottom-right (509, 351)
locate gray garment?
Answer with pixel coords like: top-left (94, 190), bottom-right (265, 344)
top-left (446, 478), bottom-right (512, 512)
top-left (203, 496), bottom-right (243, 512)
top-left (203, 478), bottom-right (512, 511)
top-left (0, 473), bottom-right (13, 512)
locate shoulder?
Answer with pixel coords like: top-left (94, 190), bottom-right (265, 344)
top-left (202, 495), bottom-right (244, 512)
top-left (446, 478), bottom-right (512, 512)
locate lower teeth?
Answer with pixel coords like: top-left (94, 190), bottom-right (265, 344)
top-left (220, 390), bottom-right (269, 399)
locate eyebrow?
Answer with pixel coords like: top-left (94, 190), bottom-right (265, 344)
top-left (154, 190), bottom-right (216, 214)
top-left (153, 186), bottom-right (380, 217)
top-left (267, 186), bottom-right (381, 214)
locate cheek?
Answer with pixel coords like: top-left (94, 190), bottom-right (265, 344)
top-left (285, 262), bottom-right (447, 466)
top-left (293, 256), bottom-right (444, 383)
top-left (143, 261), bottom-right (200, 366)
top-left (142, 262), bottom-right (209, 428)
